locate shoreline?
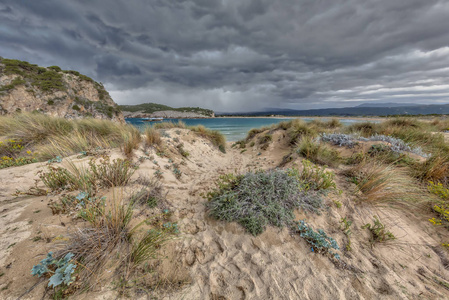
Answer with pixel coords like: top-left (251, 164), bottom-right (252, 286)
top-left (125, 115), bottom-right (385, 121)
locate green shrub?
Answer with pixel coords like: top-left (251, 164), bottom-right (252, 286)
top-left (207, 169), bottom-right (324, 236)
top-left (0, 77), bottom-right (26, 91)
top-left (48, 66), bottom-right (62, 72)
top-left (233, 140), bottom-right (246, 149)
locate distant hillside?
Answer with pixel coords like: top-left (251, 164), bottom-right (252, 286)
top-left (120, 103), bottom-right (214, 118)
top-left (356, 102), bottom-right (424, 108)
top-left (0, 57), bottom-right (124, 122)
top-left (219, 103), bottom-right (449, 117)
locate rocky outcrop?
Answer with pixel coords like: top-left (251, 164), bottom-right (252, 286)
top-left (122, 110), bottom-right (215, 119)
top-left (0, 58), bottom-right (124, 123)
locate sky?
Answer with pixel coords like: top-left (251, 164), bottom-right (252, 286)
top-left (1, 0), bottom-right (449, 112)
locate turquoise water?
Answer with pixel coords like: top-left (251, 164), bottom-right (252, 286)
top-left (126, 117), bottom-right (374, 142)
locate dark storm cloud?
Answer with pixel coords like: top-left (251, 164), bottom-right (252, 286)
top-left (1, 0), bottom-right (449, 111)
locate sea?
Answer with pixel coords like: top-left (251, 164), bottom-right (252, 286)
top-left (125, 117), bottom-right (375, 142)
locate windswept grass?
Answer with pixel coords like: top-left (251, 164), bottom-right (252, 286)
top-left (296, 137), bottom-right (341, 167)
top-left (344, 121), bottom-right (379, 137)
top-left (287, 119), bottom-right (317, 144)
top-left (0, 113), bottom-right (139, 160)
top-left (344, 160), bottom-right (425, 204)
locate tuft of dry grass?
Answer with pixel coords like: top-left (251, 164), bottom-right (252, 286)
top-left (122, 130), bottom-right (142, 159)
top-left (345, 160), bottom-right (426, 204)
top-left (144, 127), bottom-right (162, 149)
top-left (414, 153), bottom-right (449, 184)
top-left (287, 119), bottom-right (317, 144)
top-left (296, 136), bottom-right (341, 167)
top-left (189, 125), bottom-right (226, 149)
top-left (59, 194), bottom-right (174, 293)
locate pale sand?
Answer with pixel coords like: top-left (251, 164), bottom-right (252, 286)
top-left (0, 128), bottom-right (449, 299)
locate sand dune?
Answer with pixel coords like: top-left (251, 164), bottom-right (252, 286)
top-left (1, 128), bottom-right (449, 299)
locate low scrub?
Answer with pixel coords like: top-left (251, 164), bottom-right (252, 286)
top-left (207, 169), bottom-right (325, 236)
top-left (414, 152), bottom-right (449, 183)
top-left (246, 127), bottom-right (268, 140)
top-left (122, 130), bottom-right (142, 158)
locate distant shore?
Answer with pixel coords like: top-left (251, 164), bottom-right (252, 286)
top-left (216, 115), bottom-right (385, 121)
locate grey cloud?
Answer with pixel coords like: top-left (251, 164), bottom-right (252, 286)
top-left (1, 0), bottom-right (449, 111)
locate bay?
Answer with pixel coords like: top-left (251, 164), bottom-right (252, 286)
top-left (125, 117), bottom-right (376, 142)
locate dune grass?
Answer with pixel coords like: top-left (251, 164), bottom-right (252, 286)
top-left (59, 197), bottom-right (174, 292)
top-left (39, 156), bottom-right (136, 196)
top-left (344, 159), bottom-right (425, 204)
top-left (296, 136), bottom-right (341, 167)
top-left (143, 126), bottom-right (162, 149)
top-left (0, 113), bottom-right (140, 160)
